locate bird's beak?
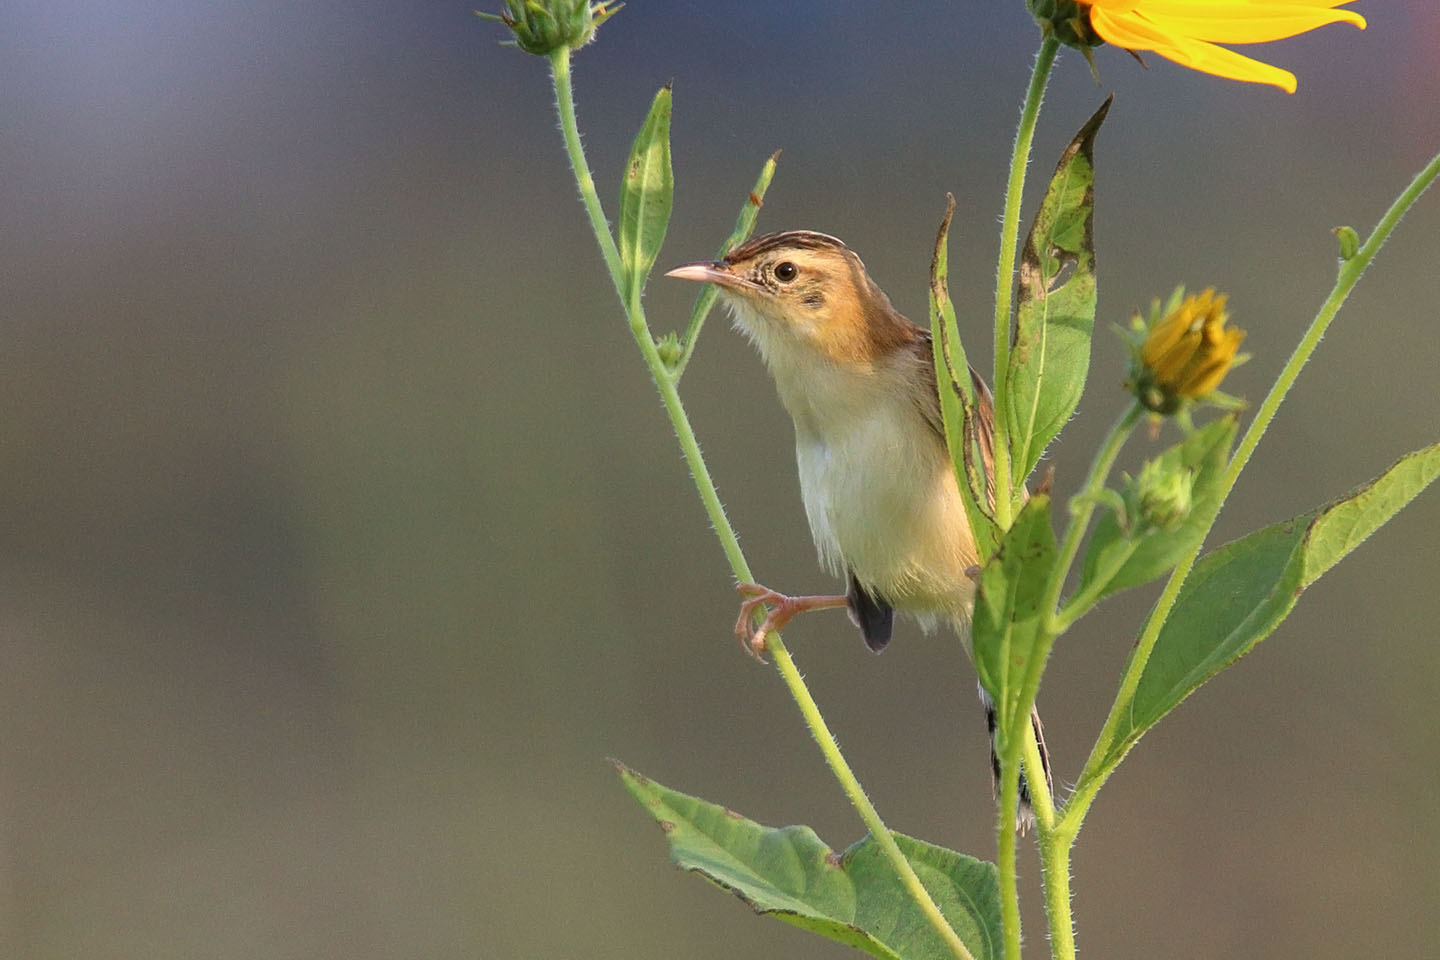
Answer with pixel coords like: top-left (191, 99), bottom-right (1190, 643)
top-left (664, 260), bottom-right (756, 291)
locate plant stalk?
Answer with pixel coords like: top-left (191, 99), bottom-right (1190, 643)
top-left (1001, 402), bottom-right (1139, 960)
top-left (1044, 402), bottom-right (1143, 633)
top-left (996, 743), bottom-right (1024, 960)
top-left (992, 33), bottom-right (1061, 527)
top-left (1040, 827), bottom-right (1078, 960)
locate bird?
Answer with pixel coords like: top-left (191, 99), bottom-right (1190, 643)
top-left (666, 230), bottom-right (1051, 829)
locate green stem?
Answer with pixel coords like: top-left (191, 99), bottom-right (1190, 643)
top-left (992, 41), bottom-right (1062, 960)
top-left (1043, 402), bottom-right (1142, 632)
top-left (1000, 721), bottom-right (1062, 960)
top-left (992, 33), bottom-right (1061, 528)
top-left (546, 49), bottom-right (975, 960)
top-left (1002, 402), bottom-right (1138, 960)
top-left (1020, 722), bottom-right (1055, 831)
top-left (1039, 827), bottom-right (1077, 960)
top-left (770, 641), bottom-right (977, 960)
top-left (550, 50), bottom-right (625, 297)
top-left (1054, 538), bottom-right (1137, 632)
top-left (996, 747), bottom-right (1023, 960)
top-left (1063, 148), bottom-right (1440, 836)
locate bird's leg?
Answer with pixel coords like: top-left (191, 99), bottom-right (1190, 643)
top-left (733, 582), bottom-right (849, 661)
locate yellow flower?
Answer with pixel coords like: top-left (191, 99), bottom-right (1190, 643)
top-left (1080, 0), bottom-right (1367, 93)
top-left (1140, 288), bottom-right (1246, 406)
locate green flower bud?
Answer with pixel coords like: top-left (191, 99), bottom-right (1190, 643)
top-left (478, 0), bottom-right (622, 57)
top-left (1125, 457), bottom-right (1194, 532)
top-left (1333, 225), bottom-right (1360, 261)
top-left (655, 331), bottom-right (682, 369)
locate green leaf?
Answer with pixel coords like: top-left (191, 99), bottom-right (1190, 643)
top-left (1079, 416), bottom-right (1237, 600)
top-left (972, 495), bottom-right (1057, 737)
top-left (1005, 97), bottom-right (1110, 485)
top-left (1099, 440), bottom-right (1440, 771)
top-left (617, 763), bottom-right (1001, 960)
top-left (929, 195), bottom-right (999, 560)
top-left (618, 84), bottom-right (673, 303)
top-left (715, 150), bottom-right (778, 259)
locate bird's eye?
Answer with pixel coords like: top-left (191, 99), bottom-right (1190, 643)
top-left (773, 261), bottom-right (798, 283)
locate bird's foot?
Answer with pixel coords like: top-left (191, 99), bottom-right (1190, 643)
top-left (733, 582), bottom-right (847, 661)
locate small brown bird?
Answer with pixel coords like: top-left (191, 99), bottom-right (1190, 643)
top-left (667, 230), bottom-right (1051, 827)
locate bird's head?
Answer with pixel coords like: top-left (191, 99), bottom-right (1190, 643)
top-left (666, 231), bottom-right (917, 370)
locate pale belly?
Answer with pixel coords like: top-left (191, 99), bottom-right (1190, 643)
top-left (794, 416), bottom-right (979, 629)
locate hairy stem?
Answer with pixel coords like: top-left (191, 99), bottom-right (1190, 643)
top-left (1046, 402), bottom-right (1143, 632)
top-left (770, 640), bottom-right (977, 960)
top-left (1005, 402), bottom-right (1139, 960)
top-left (1040, 826), bottom-right (1078, 960)
top-left (997, 745), bottom-right (1024, 960)
top-left (550, 50), bottom-right (625, 296)
top-left (992, 33), bottom-right (1061, 527)
top-left (547, 48), bottom-right (974, 960)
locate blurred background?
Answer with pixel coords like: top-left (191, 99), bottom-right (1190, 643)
top-left (2, 1), bottom-right (1436, 957)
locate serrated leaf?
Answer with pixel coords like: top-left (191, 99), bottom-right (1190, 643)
top-left (1079, 416), bottom-right (1238, 600)
top-left (929, 196), bottom-right (999, 559)
top-left (618, 84), bottom-right (673, 303)
top-left (617, 763), bottom-right (1001, 960)
top-left (1098, 440), bottom-right (1440, 772)
top-left (972, 495), bottom-right (1057, 737)
top-left (1006, 98), bottom-right (1110, 485)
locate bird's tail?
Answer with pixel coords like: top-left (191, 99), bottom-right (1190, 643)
top-left (978, 682), bottom-right (1052, 833)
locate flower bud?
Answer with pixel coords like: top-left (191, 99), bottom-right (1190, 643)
top-left (479, 0), bottom-right (622, 56)
top-left (1333, 225), bottom-right (1360, 261)
top-left (656, 331), bottom-right (682, 369)
top-left (1128, 287), bottom-right (1246, 415)
top-left (1125, 457), bottom-right (1194, 532)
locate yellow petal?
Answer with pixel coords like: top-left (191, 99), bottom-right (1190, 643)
top-left (1141, 312), bottom-right (1193, 367)
top-left (1090, 0), bottom-right (1360, 12)
top-left (1090, 8), bottom-right (1300, 91)
top-left (1182, 355), bottom-right (1234, 395)
top-left (1139, 2), bottom-right (1365, 43)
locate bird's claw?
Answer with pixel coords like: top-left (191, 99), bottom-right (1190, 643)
top-left (733, 582), bottom-right (792, 661)
top-left (732, 583), bottom-right (851, 661)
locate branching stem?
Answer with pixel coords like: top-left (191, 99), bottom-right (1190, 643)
top-left (1064, 148), bottom-right (1440, 835)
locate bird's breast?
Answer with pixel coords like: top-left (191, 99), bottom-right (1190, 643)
top-left (793, 396), bottom-right (979, 627)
